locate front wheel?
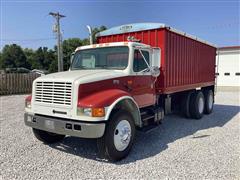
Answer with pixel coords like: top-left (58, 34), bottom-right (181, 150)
top-left (97, 110), bottom-right (135, 161)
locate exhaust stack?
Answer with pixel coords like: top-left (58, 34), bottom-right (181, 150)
top-left (86, 25), bottom-right (93, 45)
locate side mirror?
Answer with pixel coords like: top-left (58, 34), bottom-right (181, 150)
top-left (150, 66), bottom-right (160, 77)
top-left (70, 52), bottom-right (75, 64)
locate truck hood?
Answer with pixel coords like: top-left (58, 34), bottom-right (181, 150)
top-left (35, 70), bottom-right (127, 84)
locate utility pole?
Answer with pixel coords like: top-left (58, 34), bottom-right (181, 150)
top-left (49, 12), bottom-right (65, 72)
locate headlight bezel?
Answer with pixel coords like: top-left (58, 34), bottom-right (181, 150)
top-left (77, 107), bottom-right (105, 117)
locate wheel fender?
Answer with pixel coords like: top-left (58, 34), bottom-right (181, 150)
top-left (105, 96), bottom-right (142, 127)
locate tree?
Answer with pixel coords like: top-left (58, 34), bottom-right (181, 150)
top-left (23, 48), bottom-right (35, 69)
top-left (32, 47), bottom-right (56, 71)
top-left (46, 49), bottom-right (57, 73)
top-left (81, 38), bottom-right (90, 46)
top-left (92, 26), bottom-right (107, 43)
top-left (48, 58), bottom-right (58, 73)
top-left (1, 44), bottom-right (27, 69)
top-left (33, 47), bottom-right (46, 70)
top-left (24, 47), bottom-right (57, 72)
top-left (0, 52), bottom-right (2, 69)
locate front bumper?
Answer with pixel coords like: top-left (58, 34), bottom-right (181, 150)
top-left (24, 113), bottom-right (105, 138)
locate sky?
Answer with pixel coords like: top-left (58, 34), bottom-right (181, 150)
top-left (1, 0), bottom-right (240, 50)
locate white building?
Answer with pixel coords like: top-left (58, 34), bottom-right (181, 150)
top-left (216, 46), bottom-right (240, 88)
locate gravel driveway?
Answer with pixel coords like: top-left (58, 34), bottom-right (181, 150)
top-left (0, 91), bottom-right (239, 179)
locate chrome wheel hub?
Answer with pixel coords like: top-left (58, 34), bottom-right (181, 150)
top-left (114, 120), bottom-right (131, 151)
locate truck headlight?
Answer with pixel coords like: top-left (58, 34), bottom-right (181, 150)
top-left (77, 107), bottom-right (105, 117)
top-left (25, 95), bottom-right (32, 109)
top-left (83, 108), bottom-right (92, 116)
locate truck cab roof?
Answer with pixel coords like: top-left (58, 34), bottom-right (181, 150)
top-left (75, 41), bottom-right (151, 52)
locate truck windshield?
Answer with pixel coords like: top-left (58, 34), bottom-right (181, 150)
top-left (71, 46), bottom-right (129, 70)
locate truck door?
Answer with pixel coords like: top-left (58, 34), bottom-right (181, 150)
top-left (131, 49), bottom-right (156, 108)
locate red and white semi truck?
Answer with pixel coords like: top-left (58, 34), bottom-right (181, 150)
top-left (24, 23), bottom-right (216, 161)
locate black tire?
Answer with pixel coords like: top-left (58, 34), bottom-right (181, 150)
top-left (97, 110), bottom-right (135, 161)
top-left (189, 91), bottom-right (205, 119)
top-left (181, 91), bottom-right (193, 118)
top-left (204, 89), bottom-right (214, 114)
top-left (32, 128), bottom-right (65, 144)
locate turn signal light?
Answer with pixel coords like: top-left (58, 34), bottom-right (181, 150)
top-left (92, 108), bottom-right (105, 117)
top-left (25, 95), bottom-right (32, 108)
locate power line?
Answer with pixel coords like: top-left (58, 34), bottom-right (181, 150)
top-left (198, 20), bottom-right (240, 30)
top-left (1, 37), bottom-right (56, 42)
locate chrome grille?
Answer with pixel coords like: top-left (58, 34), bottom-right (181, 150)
top-left (35, 81), bottom-right (72, 106)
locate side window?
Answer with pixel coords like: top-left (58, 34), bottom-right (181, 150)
top-left (133, 50), bottom-right (149, 72)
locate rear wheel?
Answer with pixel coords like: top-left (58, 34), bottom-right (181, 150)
top-left (189, 91), bottom-right (205, 119)
top-left (32, 128), bottom-right (65, 144)
top-left (97, 110), bottom-right (135, 161)
top-left (181, 91), bottom-right (193, 118)
top-left (204, 89), bottom-right (214, 114)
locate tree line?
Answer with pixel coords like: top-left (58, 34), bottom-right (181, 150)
top-left (0, 26), bottom-right (107, 73)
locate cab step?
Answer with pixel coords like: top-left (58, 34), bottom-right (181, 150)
top-left (140, 106), bottom-right (164, 124)
top-left (141, 114), bottom-right (155, 122)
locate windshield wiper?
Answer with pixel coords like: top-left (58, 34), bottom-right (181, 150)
top-left (95, 65), bottom-right (108, 69)
top-left (72, 65), bottom-right (88, 70)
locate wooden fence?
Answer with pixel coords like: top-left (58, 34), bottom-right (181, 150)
top-left (0, 73), bottom-right (40, 95)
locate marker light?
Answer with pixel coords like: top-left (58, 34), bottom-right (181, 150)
top-left (92, 108), bottom-right (105, 117)
top-left (25, 95), bottom-right (32, 109)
